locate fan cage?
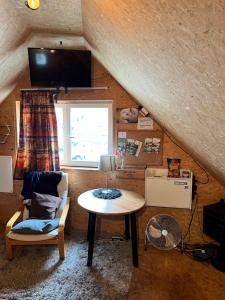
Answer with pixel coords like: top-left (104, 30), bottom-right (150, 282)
top-left (145, 214), bottom-right (182, 250)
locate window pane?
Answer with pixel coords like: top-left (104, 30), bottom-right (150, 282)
top-left (55, 107), bottom-right (64, 161)
top-left (70, 107), bottom-right (108, 162)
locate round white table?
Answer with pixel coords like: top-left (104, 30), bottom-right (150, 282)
top-left (78, 188), bottom-right (145, 267)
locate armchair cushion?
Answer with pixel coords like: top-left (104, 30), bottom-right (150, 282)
top-left (29, 193), bottom-right (61, 220)
top-left (11, 218), bottom-right (59, 234)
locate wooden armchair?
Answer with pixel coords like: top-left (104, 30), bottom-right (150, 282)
top-left (5, 172), bottom-right (70, 260)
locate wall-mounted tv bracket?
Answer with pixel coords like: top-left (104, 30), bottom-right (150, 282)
top-left (56, 86), bottom-right (68, 94)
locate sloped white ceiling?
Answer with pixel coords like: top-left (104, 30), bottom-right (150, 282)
top-left (82, 0), bottom-right (225, 184)
top-left (13, 0), bottom-right (82, 34)
top-left (0, 0), bottom-right (28, 100)
top-left (0, 0), bottom-right (225, 184)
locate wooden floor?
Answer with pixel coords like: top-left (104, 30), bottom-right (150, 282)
top-left (126, 244), bottom-right (225, 300)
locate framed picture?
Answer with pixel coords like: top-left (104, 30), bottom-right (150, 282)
top-left (116, 108), bottom-right (139, 123)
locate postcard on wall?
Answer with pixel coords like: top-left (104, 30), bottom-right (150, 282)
top-left (144, 137), bottom-right (161, 153)
top-left (126, 139), bottom-right (143, 157)
top-left (118, 131), bottom-right (126, 139)
top-left (117, 131), bottom-right (127, 153)
top-left (137, 117), bottom-right (153, 130)
top-left (152, 138), bottom-right (161, 152)
top-left (116, 108), bottom-right (139, 124)
top-left (144, 138), bottom-right (153, 153)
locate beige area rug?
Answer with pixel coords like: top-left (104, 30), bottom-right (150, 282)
top-left (0, 232), bottom-right (133, 300)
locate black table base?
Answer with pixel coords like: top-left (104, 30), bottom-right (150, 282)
top-left (86, 212), bottom-right (138, 267)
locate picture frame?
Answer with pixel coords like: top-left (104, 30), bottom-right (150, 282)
top-left (116, 107), bottom-right (139, 124)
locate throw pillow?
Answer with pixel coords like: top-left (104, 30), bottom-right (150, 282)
top-left (12, 219), bottom-right (59, 234)
top-left (29, 192), bottom-right (61, 220)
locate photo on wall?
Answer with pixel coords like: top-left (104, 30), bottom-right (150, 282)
top-left (117, 131), bottom-right (127, 153)
top-left (144, 137), bottom-right (161, 153)
top-left (137, 117), bottom-right (153, 130)
top-left (125, 139), bottom-right (142, 157)
top-left (116, 108), bottom-right (139, 123)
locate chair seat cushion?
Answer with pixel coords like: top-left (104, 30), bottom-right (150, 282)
top-left (11, 218), bottom-right (59, 234)
top-left (29, 193), bottom-right (61, 219)
top-left (8, 229), bottom-right (59, 241)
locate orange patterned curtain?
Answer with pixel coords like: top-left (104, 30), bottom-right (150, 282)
top-left (14, 91), bottom-right (60, 179)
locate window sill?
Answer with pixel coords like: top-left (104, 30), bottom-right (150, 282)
top-left (60, 165), bottom-right (100, 171)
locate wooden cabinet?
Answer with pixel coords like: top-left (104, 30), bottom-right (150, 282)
top-left (116, 168), bottom-right (145, 180)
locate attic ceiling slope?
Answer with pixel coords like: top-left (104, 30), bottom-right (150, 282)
top-left (13, 0), bottom-right (83, 35)
top-left (0, 0), bottom-right (27, 102)
top-left (0, 0), bottom-right (28, 55)
top-left (82, 0), bottom-right (225, 185)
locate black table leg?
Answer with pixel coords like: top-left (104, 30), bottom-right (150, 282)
top-left (130, 212), bottom-right (138, 267)
top-left (87, 212), bottom-right (96, 267)
top-left (124, 215), bottom-right (130, 240)
top-left (87, 212), bottom-right (92, 241)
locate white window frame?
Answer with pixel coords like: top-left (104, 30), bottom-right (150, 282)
top-left (56, 100), bottom-right (113, 168)
top-left (16, 101), bottom-right (20, 144)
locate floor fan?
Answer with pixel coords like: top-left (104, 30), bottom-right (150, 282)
top-left (145, 214), bottom-right (182, 250)
top-left (144, 214), bottom-right (217, 263)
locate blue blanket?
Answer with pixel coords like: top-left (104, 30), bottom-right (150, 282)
top-left (21, 171), bottom-right (62, 200)
top-left (21, 171), bottom-right (41, 200)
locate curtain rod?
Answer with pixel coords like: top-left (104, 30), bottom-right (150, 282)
top-left (20, 88), bottom-right (58, 92)
top-left (20, 86), bottom-right (110, 92)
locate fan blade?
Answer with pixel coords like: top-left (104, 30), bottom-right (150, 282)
top-left (152, 218), bottom-right (164, 231)
top-left (157, 236), bottom-right (167, 249)
top-left (148, 225), bottom-right (162, 238)
top-left (165, 232), bottom-right (176, 248)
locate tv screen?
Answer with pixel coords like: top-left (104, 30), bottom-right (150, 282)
top-left (28, 48), bottom-right (91, 87)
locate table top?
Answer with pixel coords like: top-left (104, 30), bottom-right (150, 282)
top-left (78, 189), bottom-right (145, 215)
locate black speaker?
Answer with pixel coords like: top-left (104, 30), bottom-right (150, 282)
top-left (203, 199), bottom-right (225, 272)
top-left (203, 199), bottom-right (225, 241)
top-left (211, 231), bottom-right (225, 273)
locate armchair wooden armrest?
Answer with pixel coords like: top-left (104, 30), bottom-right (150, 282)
top-left (58, 197), bottom-right (70, 259)
top-left (58, 197), bottom-right (70, 232)
top-left (5, 211), bottom-right (22, 234)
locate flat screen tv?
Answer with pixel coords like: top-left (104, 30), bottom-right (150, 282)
top-left (28, 48), bottom-right (92, 87)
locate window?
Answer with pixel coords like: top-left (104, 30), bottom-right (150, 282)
top-left (55, 101), bottom-right (113, 167)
